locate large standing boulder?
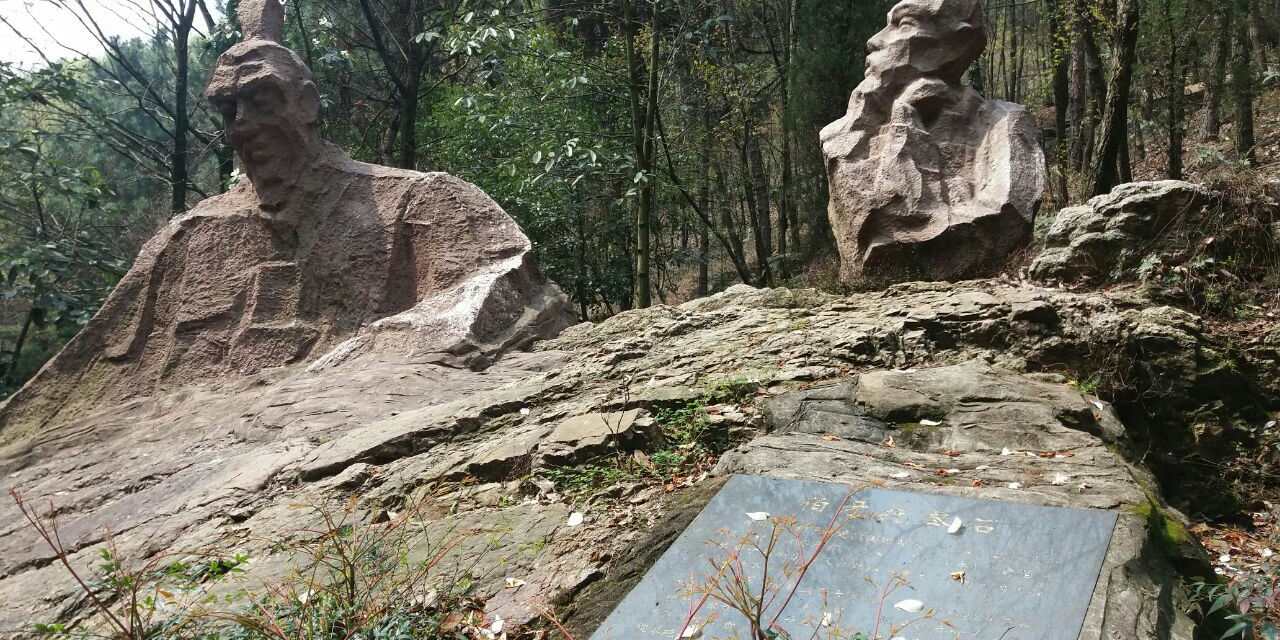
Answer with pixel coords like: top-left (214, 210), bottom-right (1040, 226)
top-left (1030, 180), bottom-right (1217, 283)
top-left (0, 0), bottom-right (574, 436)
top-left (821, 0), bottom-right (1045, 283)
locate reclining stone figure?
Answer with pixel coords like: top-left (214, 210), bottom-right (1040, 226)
top-left (0, 0), bottom-right (573, 431)
top-left (821, 0), bottom-right (1045, 283)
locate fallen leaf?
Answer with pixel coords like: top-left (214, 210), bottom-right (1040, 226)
top-left (950, 571), bottom-right (966, 583)
top-left (942, 449), bottom-right (963, 457)
top-left (822, 434), bottom-right (842, 441)
top-left (885, 436), bottom-right (896, 448)
top-left (504, 577), bottom-right (527, 589)
top-left (971, 480), bottom-right (984, 488)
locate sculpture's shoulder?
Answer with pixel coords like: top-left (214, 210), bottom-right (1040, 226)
top-left (977, 97), bottom-right (1040, 135)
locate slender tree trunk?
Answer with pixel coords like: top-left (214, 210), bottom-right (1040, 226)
top-left (397, 72), bottom-right (421, 170)
top-left (1081, 6), bottom-right (1108, 171)
top-left (745, 130), bottom-right (772, 285)
top-left (623, 0), bottom-right (658, 308)
top-left (1232, 0), bottom-right (1258, 165)
top-left (1202, 9), bottom-right (1232, 139)
top-left (4, 309), bottom-right (35, 388)
top-left (1165, 17), bottom-right (1186, 179)
top-left (1092, 0), bottom-right (1140, 196)
top-left (1051, 0), bottom-right (1071, 202)
top-left (1068, 36), bottom-right (1088, 168)
top-left (169, 0), bottom-right (198, 214)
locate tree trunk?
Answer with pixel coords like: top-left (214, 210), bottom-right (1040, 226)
top-left (3, 308), bottom-right (35, 388)
top-left (397, 70), bottom-right (421, 170)
top-left (745, 130), bottom-right (772, 285)
top-left (1232, 0), bottom-right (1258, 165)
top-left (1092, 0), bottom-right (1140, 196)
top-left (169, 0), bottom-right (198, 214)
top-left (1051, 0), bottom-right (1071, 202)
top-left (1202, 9), bottom-right (1231, 139)
top-left (1165, 14), bottom-right (1186, 180)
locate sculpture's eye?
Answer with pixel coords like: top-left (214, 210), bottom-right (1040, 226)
top-left (214, 99), bottom-right (238, 123)
top-left (899, 17), bottom-right (919, 28)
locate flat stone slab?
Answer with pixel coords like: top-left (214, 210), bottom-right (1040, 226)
top-left (590, 474), bottom-right (1117, 640)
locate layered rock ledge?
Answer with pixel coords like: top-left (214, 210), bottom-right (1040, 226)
top-left (2, 282), bottom-right (1272, 636)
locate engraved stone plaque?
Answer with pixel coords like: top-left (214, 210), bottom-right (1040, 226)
top-left (589, 474), bottom-right (1118, 640)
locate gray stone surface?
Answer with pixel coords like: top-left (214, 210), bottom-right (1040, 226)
top-left (2, 281), bottom-right (1259, 637)
top-left (1030, 180), bottom-right (1216, 283)
top-left (821, 0), bottom-right (1045, 283)
top-left (590, 475), bottom-right (1117, 640)
top-left (713, 362), bottom-right (1203, 640)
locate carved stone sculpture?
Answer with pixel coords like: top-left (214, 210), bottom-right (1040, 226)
top-left (0, 0), bottom-right (573, 432)
top-left (820, 0), bottom-right (1045, 283)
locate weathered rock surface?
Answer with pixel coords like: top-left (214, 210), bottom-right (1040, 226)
top-left (2, 281), bottom-right (1271, 636)
top-left (0, 0), bottom-right (573, 437)
top-left (566, 362), bottom-right (1206, 639)
top-left (1030, 180), bottom-right (1217, 283)
top-left (821, 0), bottom-right (1045, 283)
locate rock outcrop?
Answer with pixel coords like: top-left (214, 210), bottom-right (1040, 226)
top-left (1031, 180), bottom-right (1217, 283)
top-left (0, 0), bottom-right (573, 436)
top-left (4, 281), bottom-right (1270, 637)
top-left (821, 0), bottom-right (1045, 283)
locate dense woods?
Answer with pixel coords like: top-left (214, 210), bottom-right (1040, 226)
top-left (1, 0), bottom-right (1277, 396)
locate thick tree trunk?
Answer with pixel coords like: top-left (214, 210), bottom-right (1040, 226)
top-left (1092, 0), bottom-right (1140, 196)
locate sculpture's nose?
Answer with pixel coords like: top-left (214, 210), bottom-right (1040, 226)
top-left (867, 29), bottom-right (887, 54)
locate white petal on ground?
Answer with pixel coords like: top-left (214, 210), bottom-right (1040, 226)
top-left (947, 517), bottom-right (963, 534)
top-left (567, 512), bottom-right (585, 527)
top-left (1001, 447), bottom-right (1013, 456)
top-left (504, 577), bottom-right (527, 589)
top-left (1219, 554), bottom-right (1232, 563)
top-left (1051, 473), bottom-right (1068, 485)
top-left (491, 617), bottom-right (505, 633)
top-left (894, 599), bottom-right (925, 613)
top-left (1007, 482), bottom-right (1022, 489)
top-left (919, 419), bottom-right (943, 426)
top-left (519, 408), bottom-right (531, 416)
top-left (746, 511), bottom-right (770, 521)
top-left (975, 464), bottom-right (990, 471)
top-left (1092, 400), bottom-right (1105, 410)
top-left (946, 468), bottom-right (960, 475)
top-left (891, 471), bottom-right (911, 479)
top-left (1263, 548), bottom-right (1274, 558)
top-left (681, 624), bottom-right (703, 638)
top-left (821, 612), bottom-right (832, 628)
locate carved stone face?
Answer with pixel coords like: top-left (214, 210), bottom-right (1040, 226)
top-left (865, 0), bottom-right (986, 87)
top-left (205, 44), bottom-right (321, 211)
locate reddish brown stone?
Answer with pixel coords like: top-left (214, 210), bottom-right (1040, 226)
top-left (0, 0), bottom-right (573, 434)
top-left (821, 0), bottom-right (1045, 283)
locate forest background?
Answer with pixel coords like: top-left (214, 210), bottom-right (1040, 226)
top-left (0, 0), bottom-right (1277, 398)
